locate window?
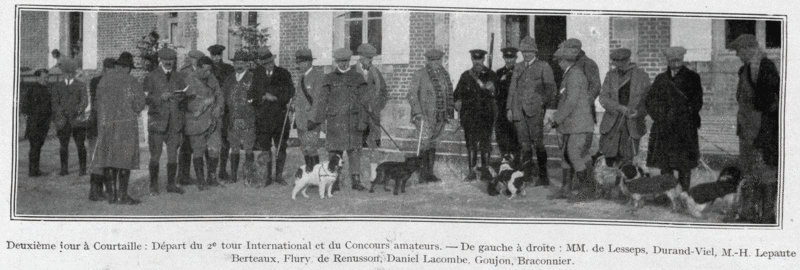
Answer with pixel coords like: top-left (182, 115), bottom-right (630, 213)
top-left (725, 20), bottom-right (755, 49)
top-left (228, 12), bottom-right (259, 58)
top-left (766, 20), bottom-right (781, 48)
top-left (68, 12), bottom-right (82, 57)
top-left (169, 22), bottom-right (178, 44)
top-left (344, 11), bottom-right (382, 55)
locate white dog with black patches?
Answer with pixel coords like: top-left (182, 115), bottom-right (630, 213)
top-left (292, 154), bottom-right (343, 200)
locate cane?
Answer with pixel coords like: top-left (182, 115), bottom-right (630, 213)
top-left (416, 118), bottom-right (425, 156)
top-left (277, 98), bottom-right (293, 154)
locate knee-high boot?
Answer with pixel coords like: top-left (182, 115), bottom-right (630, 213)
top-left (427, 148), bottom-right (441, 182)
top-left (465, 149), bottom-right (478, 182)
top-left (207, 156), bottom-right (221, 187)
top-left (193, 157), bottom-right (207, 191)
top-left (103, 168), bottom-right (118, 204)
top-left (148, 162), bottom-right (159, 195)
top-left (228, 153), bottom-right (240, 183)
top-left (166, 163), bottom-right (184, 194)
top-left (77, 144), bottom-right (87, 176)
top-left (116, 169), bottom-right (141, 205)
top-left (59, 147), bottom-right (69, 176)
top-left (535, 146), bottom-right (550, 186)
top-left (218, 147), bottom-right (230, 180)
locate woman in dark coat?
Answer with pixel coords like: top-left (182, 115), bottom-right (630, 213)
top-left (645, 47), bottom-right (703, 192)
top-left (22, 69), bottom-right (53, 177)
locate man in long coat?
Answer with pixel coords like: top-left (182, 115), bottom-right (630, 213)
top-left (549, 47), bottom-right (595, 200)
top-left (495, 47), bottom-right (520, 160)
top-left (86, 58), bottom-right (116, 201)
top-left (222, 51), bottom-right (256, 184)
top-left (407, 49), bottom-right (454, 183)
top-left (22, 69), bottom-right (53, 178)
top-left (208, 44), bottom-right (236, 181)
top-left (185, 56), bottom-right (225, 191)
top-left (292, 48), bottom-right (324, 172)
top-left (249, 48), bottom-right (295, 186)
top-left (308, 48), bottom-right (370, 191)
top-left (454, 49), bottom-right (498, 181)
top-left (91, 52), bottom-right (146, 205)
top-left (560, 39), bottom-right (602, 162)
top-left (645, 46), bottom-right (703, 192)
top-left (51, 59), bottom-right (88, 176)
top-left (355, 43), bottom-right (388, 182)
top-left (506, 36), bottom-right (557, 185)
top-left (143, 48), bottom-right (189, 195)
top-left (598, 48), bottom-right (651, 167)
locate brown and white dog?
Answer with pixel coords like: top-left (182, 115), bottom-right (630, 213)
top-left (618, 164), bottom-right (682, 212)
top-left (292, 154), bottom-right (343, 200)
top-left (680, 166), bottom-right (743, 219)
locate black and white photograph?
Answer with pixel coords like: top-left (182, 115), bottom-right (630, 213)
top-left (3, 0), bottom-right (797, 269)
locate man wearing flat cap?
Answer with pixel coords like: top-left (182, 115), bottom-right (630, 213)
top-left (407, 48), bottom-right (453, 183)
top-left (506, 36), bottom-right (556, 185)
top-left (355, 43), bottom-right (388, 182)
top-left (730, 34), bottom-right (780, 174)
top-left (560, 38), bottom-right (602, 167)
top-left (494, 47), bottom-right (521, 161)
top-left (249, 47), bottom-right (295, 187)
top-left (143, 47), bottom-right (189, 195)
top-left (208, 44), bottom-right (236, 181)
top-left (91, 52), bottom-right (146, 205)
top-left (598, 48), bottom-right (651, 169)
top-left (645, 46), bottom-right (703, 193)
top-left (292, 48), bottom-right (324, 173)
top-left (184, 56), bottom-right (226, 191)
top-left (454, 49), bottom-right (498, 181)
top-left (308, 48), bottom-right (370, 191)
top-left (51, 59), bottom-right (88, 176)
top-left (222, 50), bottom-right (257, 184)
top-left (177, 49), bottom-right (208, 185)
top-left (549, 47), bottom-right (594, 200)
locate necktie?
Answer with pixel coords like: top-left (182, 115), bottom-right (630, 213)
top-left (301, 75), bottom-right (313, 106)
top-left (166, 71), bottom-right (171, 81)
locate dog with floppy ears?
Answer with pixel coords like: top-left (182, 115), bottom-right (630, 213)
top-left (487, 154), bottom-right (531, 199)
top-left (292, 154), bottom-right (344, 200)
top-left (369, 155), bottom-right (424, 195)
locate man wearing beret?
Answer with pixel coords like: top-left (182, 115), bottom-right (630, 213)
top-left (208, 44), bottom-right (236, 181)
top-left (249, 48), bottom-right (295, 187)
top-left (549, 47), bottom-right (594, 200)
top-left (494, 47), bottom-right (521, 161)
top-left (506, 36), bottom-right (556, 185)
top-left (598, 48), bottom-right (651, 168)
top-left (176, 49), bottom-right (207, 185)
top-left (308, 48), bottom-right (370, 191)
top-left (51, 59), bottom-right (88, 176)
top-left (184, 56), bottom-right (226, 191)
top-left (407, 48), bottom-right (454, 183)
top-left (222, 51), bottom-right (257, 184)
top-left (355, 43), bottom-right (388, 182)
top-left (143, 47), bottom-right (189, 195)
top-left (730, 34), bottom-right (780, 174)
top-left (292, 48), bottom-right (324, 172)
top-left (454, 49), bottom-right (498, 181)
top-left (645, 46), bottom-right (703, 193)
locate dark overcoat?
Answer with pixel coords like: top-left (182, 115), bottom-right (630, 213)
top-left (454, 66), bottom-right (497, 133)
top-left (249, 65), bottom-right (295, 135)
top-left (50, 78), bottom-right (87, 129)
top-left (143, 67), bottom-right (187, 134)
top-left (749, 57), bottom-right (780, 166)
top-left (22, 82), bottom-right (53, 140)
top-left (494, 65), bottom-right (519, 152)
top-left (90, 70), bottom-right (146, 171)
top-left (313, 68), bottom-right (371, 151)
top-left (645, 66), bottom-right (703, 170)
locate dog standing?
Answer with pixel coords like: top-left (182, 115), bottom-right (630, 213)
top-left (291, 154), bottom-right (343, 200)
top-left (369, 156), bottom-right (424, 195)
top-left (679, 166), bottom-right (743, 219)
top-left (618, 164), bottom-right (682, 212)
top-left (488, 155), bottom-right (530, 199)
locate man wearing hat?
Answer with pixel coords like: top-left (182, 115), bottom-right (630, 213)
top-left (292, 48), bottom-right (324, 172)
top-left (454, 49), bottom-right (498, 181)
top-left (143, 47), bottom-right (190, 195)
top-left (51, 59), bottom-right (89, 176)
top-left (184, 56), bottom-right (226, 191)
top-left (91, 52), bottom-right (147, 205)
top-left (495, 47), bottom-right (521, 162)
top-left (560, 38), bottom-right (602, 166)
top-left (23, 68), bottom-right (53, 178)
top-left (730, 34), bottom-right (780, 173)
top-left (176, 49), bottom-right (207, 185)
top-left (407, 48), bottom-right (454, 183)
top-left (222, 50), bottom-right (257, 184)
top-left (355, 43), bottom-right (388, 182)
top-left (308, 48), bottom-right (370, 191)
top-left (598, 48), bottom-right (651, 168)
top-left (549, 47), bottom-right (594, 200)
top-left (506, 36), bottom-right (556, 185)
top-left (208, 44), bottom-right (236, 181)
top-left (249, 47), bottom-right (295, 187)
top-left (645, 46), bottom-right (703, 193)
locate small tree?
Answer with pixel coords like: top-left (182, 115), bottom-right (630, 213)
top-left (229, 23), bottom-right (270, 64)
top-left (135, 29), bottom-right (181, 72)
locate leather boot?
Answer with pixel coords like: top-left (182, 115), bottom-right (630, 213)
top-left (417, 151), bottom-right (430, 184)
top-left (29, 150), bottom-right (48, 177)
top-left (244, 152), bottom-right (255, 186)
top-left (274, 157), bottom-right (288, 185)
top-left (548, 168), bottom-right (573, 200)
top-left (465, 150), bottom-right (477, 182)
top-left (59, 148), bottom-right (69, 176)
top-left (177, 149), bottom-right (194, 185)
top-left (77, 145), bottom-right (87, 176)
top-left (206, 157), bottom-right (222, 187)
top-left (116, 169), bottom-right (141, 205)
top-left (104, 168), bottom-right (118, 204)
top-left (228, 153), bottom-right (240, 183)
top-left (303, 155), bottom-right (312, 172)
top-left (165, 163), bottom-right (184, 194)
top-left (535, 147), bottom-right (550, 186)
top-left (194, 157), bottom-right (208, 191)
top-left (88, 174), bottom-right (100, 201)
top-left (678, 168), bottom-right (691, 193)
top-left (521, 150), bottom-right (534, 183)
top-left (351, 174), bottom-right (367, 191)
top-left (479, 151), bottom-right (490, 181)
top-left (218, 149), bottom-right (230, 180)
top-left (148, 162), bottom-right (159, 195)
top-left (427, 148), bottom-right (441, 182)
top-left (259, 152), bottom-right (273, 188)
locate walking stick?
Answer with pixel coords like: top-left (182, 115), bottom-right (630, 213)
top-left (277, 98), bottom-right (293, 153)
top-left (416, 118), bottom-right (425, 156)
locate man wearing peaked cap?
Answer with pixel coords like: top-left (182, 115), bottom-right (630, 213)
top-left (207, 44), bottom-right (235, 181)
top-left (181, 49), bottom-right (205, 73)
top-left (177, 48), bottom-right (213, 186)
top-left (559, 38), bottom-right (601, 122)
top-left (407, 48), bottom-right (453, 183)
top-left (455, 49), bottom-right (498, 181)
top-left (292, 48), bottom-right (324, 173)
top-left (355, 44), bottom-right (388, 183)
top-left (645, 45), bottom-right (703, 193)
top-left (507, 36), bottom-right (556, 186)
top-left (250, 45), bottom-right (295, 187)
top-left (308, 48), bottom-right (370, 191)
top-left (494, 47), bottom-right (520, 159)
top-left (51, 58), bottom-right (88, 177)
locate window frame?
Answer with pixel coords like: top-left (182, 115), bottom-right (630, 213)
top-left (343, 11), bottom-right (383, 57)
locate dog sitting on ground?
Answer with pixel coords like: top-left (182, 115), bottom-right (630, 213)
top-left (369, 155), bottom-right (424, 195)
top-left (487, 155), bottom-right (531, 199)
top-left (679, 166), bottom-right (743, 218)
top-left (291, 154), bottom-right (343, 200)
top-left (618, 164), bottom-right (682, 212)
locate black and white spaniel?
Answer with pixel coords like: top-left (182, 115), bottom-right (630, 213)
top-left (292, 154), bottom-right (343, 200)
